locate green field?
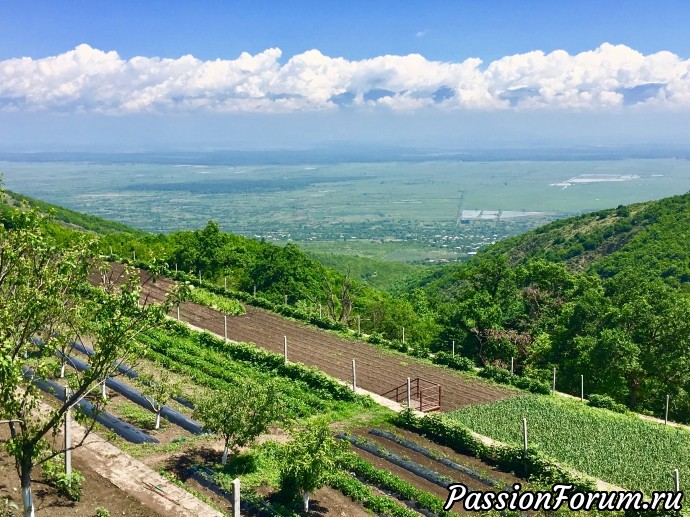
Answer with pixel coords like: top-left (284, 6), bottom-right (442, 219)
top-left (449, 394), bottom-right (689, 494)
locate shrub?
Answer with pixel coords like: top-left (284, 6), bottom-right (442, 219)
top-left (588, 394), bottom-right (629, 414)
top-left (432, 352), bottom-right (475, 372)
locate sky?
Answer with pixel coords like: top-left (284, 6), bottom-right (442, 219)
top-left (2, 0), bottom-right (690, 151)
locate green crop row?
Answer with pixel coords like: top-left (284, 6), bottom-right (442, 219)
top-left (188, 286), bottom-right (245, 315)
top-left (448, 394), bottom-right (690, 494)
top-left (392, 408), bottom-right (595, 493)
top-left (337, 451), bottom-right (453, 517)
top-left (158, 319), bottom-right (372, 406)
top-left (326, 471), bottom-right (419, 517)
top-left (139, 329), bottom-right (344, 419)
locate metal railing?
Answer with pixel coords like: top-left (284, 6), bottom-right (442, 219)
top-left (381, 377), bottom-right (441, 412)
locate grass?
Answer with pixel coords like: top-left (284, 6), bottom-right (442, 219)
top-left (449, 394), bottom-right (690, 494)
top-left (115, 400), bottom-right (164, 431)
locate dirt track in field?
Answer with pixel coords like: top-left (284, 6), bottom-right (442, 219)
top-left (98, 264), bottom-right (514, 412)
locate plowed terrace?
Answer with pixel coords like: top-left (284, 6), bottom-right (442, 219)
top-left (98, 264), bottom-right (514, 412)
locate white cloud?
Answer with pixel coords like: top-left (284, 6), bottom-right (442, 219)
top-left (1, 43), bottom-right (689, 114)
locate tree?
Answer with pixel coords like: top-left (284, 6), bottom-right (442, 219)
top-left (0, 198), bottom-right (182, 517)
top-left (138, 371), bottom-right (181, 430)
top-left (279, 420), bottom-right (345, 513)
top-left (193, 381), bottom-right (281, 464)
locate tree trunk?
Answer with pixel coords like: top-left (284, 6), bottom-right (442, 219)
top-left (21, 457), bottom-right (34, 517)
top-left (155, 411), bottom-right (161, 430)
top-left (222, 443), bottom-right (229, 465)
top-left (302, 491), bottom-right (310, 513)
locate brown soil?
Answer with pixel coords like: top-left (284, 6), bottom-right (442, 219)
top-left (100, 263), bottom-right (515, 412)
top-left (0, 427), bottom-right (159, 517)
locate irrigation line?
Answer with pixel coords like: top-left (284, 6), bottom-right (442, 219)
top-left (337, 433), bottom-right (455, 489)
top-left (369, 429), bottom-right (502, 488)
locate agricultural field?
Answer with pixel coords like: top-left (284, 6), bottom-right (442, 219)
top-left (112, 261), bottom-right (514, 411)
top-left (449, 394), bottom-right (689, 494)
top-left (3, 157), bottom-right (690, 263)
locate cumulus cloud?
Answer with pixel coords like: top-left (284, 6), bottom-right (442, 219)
top-left (1, 43), bottom-right (689, 114)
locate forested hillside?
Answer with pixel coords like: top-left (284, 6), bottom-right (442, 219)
top-left (419, 191), bottom-right (690, 420)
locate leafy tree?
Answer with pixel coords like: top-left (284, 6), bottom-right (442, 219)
top-left (279, 420), bottom-right (345, 513)
top-left (138, 370), bottom-right (181, 430)
top-left (193, 381), bottom-right (281, 464)
top-left (0, 197), bottom-right (181, 517)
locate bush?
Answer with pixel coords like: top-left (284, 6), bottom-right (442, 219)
top-left (432, 352), bottom-right (475, 372)
top-left (478, 365), bottom-right (550, 395)
top-left (588, 394), bottom-right (629, 414)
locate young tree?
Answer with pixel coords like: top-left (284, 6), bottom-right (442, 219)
top-left (279, 420), bottom-right (345, 513)
top-left (193, 381), bottom-right (281, 464)
top-left (0, 199), bottom-right (182, 517)
top-left (138, 370), bottom-right (181, 430)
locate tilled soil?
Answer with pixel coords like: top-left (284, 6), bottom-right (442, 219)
top-left (0, 427), bottom-right (160, 517)
top-left (101, 263), bottom-right (514, 411)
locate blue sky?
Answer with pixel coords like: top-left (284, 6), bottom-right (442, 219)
top-left (1, 1), bottom-right (690, 150)
top-left (3, 1), bottom-right (690, 62)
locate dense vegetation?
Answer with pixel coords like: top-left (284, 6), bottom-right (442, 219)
top-left (418, 191), bottom-right (690, 421)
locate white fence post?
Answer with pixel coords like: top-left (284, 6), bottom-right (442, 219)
top-left (133, 250), bottom-right (136, 261)
top-left (407, 377), bottom-right (411, 408)
top-left (522, 416), bottom-right (528, 457)
top-left (176, 305), bottom-right (180, 320)
top-left (511, 357), bottom-right (514, 375)
top-left (666, 394), bottom-right (670, 425)
top-left (224, 276), bottom-right (227, 290)
top-left (198, 270), bottom-right (202, 283)
top-left (65, 387), bottom-right (72, 476)
top-left (402, 327), bottom-right (405, 345)
top-left (675, 468), bottom-right (680, 492)
top-left (283, 336), bottom-right (288, 363)
top-left (581, 374), bottom-right (584, 402)
top-left (452, 340), bottom-right (455, 357)
top-left (232, 478), bottom-right (240, 517)
top-left (352, 359), bottom-right (357, 392)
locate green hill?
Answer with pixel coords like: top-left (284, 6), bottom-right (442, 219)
top-left (417, 190), bottom-right (690, 421)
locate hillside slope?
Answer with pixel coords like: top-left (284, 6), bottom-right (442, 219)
top-left (422, 190), bottom-right (690, 294)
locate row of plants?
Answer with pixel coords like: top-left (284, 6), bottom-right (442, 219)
top-left (326, 471), bottom-right (419, 517)
top-left (138, 329), bottom-right (358, 419)
top-left (391, 408), bottom-right (595, 493)
top-left (158, 319), bottom-right (371, 405)
top-left (188, 285), bottom-right (245, 315)
top-left (336, 450), bottom-right (453, 516)
top-left (478, 365), bottom-right (551, 394)
top-left (447, 394), bottom-right (689, 494)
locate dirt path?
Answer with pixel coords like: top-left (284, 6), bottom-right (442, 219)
top-left (69, 414), bottom-right (225, 517)
top-left (102, 263), bottom-right (514, 412)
